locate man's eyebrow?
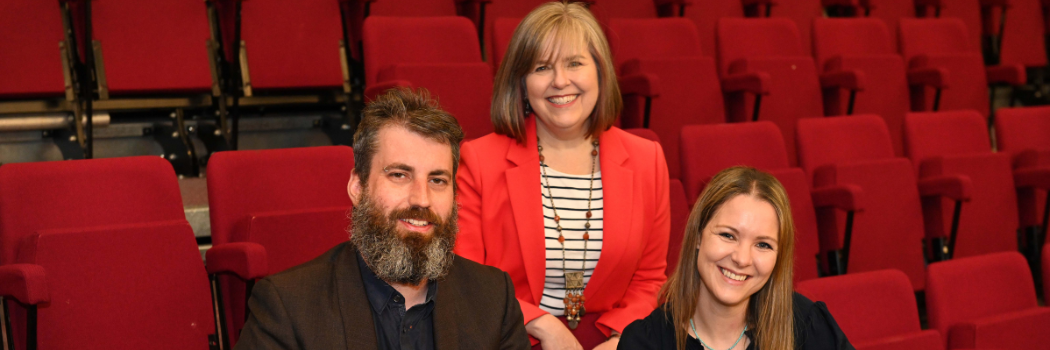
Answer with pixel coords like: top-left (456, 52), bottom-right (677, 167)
top-left (385, 163), bottom-right (414, 173)
top-left (429, 169), bottom-right (453, 178)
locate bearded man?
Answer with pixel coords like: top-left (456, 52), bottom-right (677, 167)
top-left (235, 88), bottom-right (530, 350)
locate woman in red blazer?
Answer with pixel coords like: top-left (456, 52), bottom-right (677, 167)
top-left (455, 3), bottom-right (670, 350)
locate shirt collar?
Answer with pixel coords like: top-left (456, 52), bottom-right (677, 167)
top-left (356, 252), bottom-right (438, 313)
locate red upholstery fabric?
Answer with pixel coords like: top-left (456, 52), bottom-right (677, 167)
top-left (206, 146), bottom-right (354, 345)
top-left (926, 252), bottom-right (1048, 348)
top-left (717, 18), bottom-right (822, 166)
top-left (247, 207), bottom-right (351, 275)
top-left (995, 106), bottom-right (1050, 227)
top-left (624, 128), bottom-right (659, 142)
top-left (682, 0), bottom-right (743, 57)
top-left (813, 19), bottom-right (910, 155)
top-left (0, 0), bottom-right (66, 97)
top-left (490, 17), bottom-right (522, 72)
top-left (899, 18), bottom-right (997, 117)
top-left (205, 242), bottom-right (268, 280)
top-left (995, 0), bottom-right (1048, 68)
top-left (0, 264), bottom-right (49, 306)
top-left (609, 18), bottom-right (724, 178)
top-left (796, 116), bottom-right (928, 289)
top-left (18, 221), bottom-right (214, 350)
top-left (589, 0), bottom-right (659, 24)
top-left (92, 0), bottom-right (212, 94)
top-left (375, 63), bottom-right (494, 140)
top-left (925, 0), bottom-right (985, 53)
top-left (666, 179), bottom-right (688, 276)
top-left (0, 156), bottom-right (185, 266)
top-left (796, 269), bottom-right (940, 349)
top-left (904, 111), bottom-right (1020, 257)
top-left (363, 16), bottom-right (481, 86)
top-left (367, 0), bottom-right (458, 16)
top-left (766, 0), bottom-right (824, 55)
top-left (240, 0), bottom-right (345, 90)
top-left (678, 122), bottom-right (821, 282)
top-left (1044, 244), bottom-right (1050, 304)
top-left (463, 0), bottom-right (548, 64)
top-left (858, 0), bottom-right (917, 46)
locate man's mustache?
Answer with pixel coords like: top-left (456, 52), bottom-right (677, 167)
top-left (389, 206), bottom-right (442, 225)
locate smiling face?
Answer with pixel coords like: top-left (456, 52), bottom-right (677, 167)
top-left (524, 35), bottom-right (600, 136)
top-left (695, 194), bottom-right (780, 309)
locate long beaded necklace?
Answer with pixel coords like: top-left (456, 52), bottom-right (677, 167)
top-left (690, 319), bottom-right (748, 350)
top-left (538, 137), bottom-right (599, 330)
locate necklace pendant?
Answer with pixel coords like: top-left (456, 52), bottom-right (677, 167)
top-left (567, 317), bottom-right (579, 330)
top-left (565, 271), bottom-right (584, 289)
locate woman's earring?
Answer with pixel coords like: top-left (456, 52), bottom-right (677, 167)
top-left (523, 100), bottom-right (532, 115)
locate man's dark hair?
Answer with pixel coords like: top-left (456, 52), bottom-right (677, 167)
top-left (353, 88), bottom-right (465, 185)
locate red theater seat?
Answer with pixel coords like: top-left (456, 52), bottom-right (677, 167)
top-left (813, 18), bottom-right (915, 155)
top-left (992, 0), bottom-right (1048, 70)
top-left (904, 110), bottom-right (1021, 258)
top-left (848, 0), bottom-right (917, 45)
top-left (366, 0), bottom-right (459, 16)
top-left (765, 0), bottom-right (824, 56)
top-left (796, 270), bottom-right (942, 350)
top-left (364, 16), bottom-right (493, 140)
top-left (0, 157), bottom-right (191, 350)
top-left (716, 18), bottom-right (825, 166)
top-left (681, 0), bottom-right (743, 57)
top-left (91, 0), bottom-right (213, 95)
top-left (465, 0), bottom-right (549, 64)
top-left (995, 106), bottom-right (1050, 229)
top-left (207, 146), bottom-right (354, 346)
top-left (624, 128), bottom-right (689, 276)
top-left (680, 122), bottom-right (823, 282)
top-left (608, 18), bottom-right (726, 178)
top-left (489, 17), bottom-right (521, 73)
top-left (796, 115), bottom-right (929, 289)
top-left (899, 18), bottom-right (1024, 119)
top-left (0, 0), bottom-right (66, 98)
top-left (238, 0), bottom-right (346, 91)
top-left (926, 252), bottom-right (1050, 349)
top-left (589, 0), bottom-right (660, 24)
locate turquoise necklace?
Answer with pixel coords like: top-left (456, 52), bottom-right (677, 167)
top-left (690, 319), bottom-right (748, 350)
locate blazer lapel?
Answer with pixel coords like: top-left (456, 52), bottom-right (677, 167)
top-left (585, 130), bottom-right (633, 296)
top-left (504, 118), bottom-right (546, 305)
top-left (334, 244), bottom-right (380, 349)
top-left (432, 278), bottom-right (460, 349)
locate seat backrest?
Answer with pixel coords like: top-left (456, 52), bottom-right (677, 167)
top-left (363, 16), bottom-right (481, 86)
top-left (240, 0), bottom-right (345, 90)
top-left (679, 122), bottom-right (790, 205)
top-left (92, 0), bottom-right (213, 94)
top-left (997, 0), bottom-right (1048, 67)
top-left (476, 0), bottom-right (549, 64)
top-left (767, 0), bottom-right (824, 55)
top-left (716, 17), bottom-right (805, 76)
top-left (607, 18), bottom-right (703, 69)
top-left (367, 0), bottom-right (458, 16)
top-left (19, 221), bottom-right (214, 350)
top-left (925, 0), bottom-right (983, 53)
top-left (206, 146), bottom-right (355, 245)
top-left (926, 251), bottom-right (1038, 342)
top-left (0, 157), bottom-right (185, 266)
top-left (813, 18), bottom-right (896, 68)
top-left (995, 106), bottom-right (1050, 154)
top-left (490, 17), bottom-right (521, 73)
top-left (589, 0), bottom-right (659, 22)
top-left (666, 179), bottom-right (688, 277)
top-left (796, 115), bottom-right (898, 183)
top-left (860, 0), bottom-right (916, 44)
top-left (683, 0), bottom-right (743, 58)
top-left (899, 18), bottom-right (973, 61)
top-left (0, 0), bottom-right (66, 98)
top-left (796, 269), bottom-right (924, 342)
top-left (903, 110), bottom-right (991, 168)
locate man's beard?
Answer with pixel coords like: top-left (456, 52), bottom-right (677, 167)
top-left (349, 188), bottom-right (458, 285)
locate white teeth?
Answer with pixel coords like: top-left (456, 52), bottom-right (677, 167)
top-left (547, 95), bottom-right (578, 105)
top-left (403, 218), bottom-right (429, 227)
top-left (720, 268), bottom-right (748, 281)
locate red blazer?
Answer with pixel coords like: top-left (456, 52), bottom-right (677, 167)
top-left (455, 118), bottom-right (670, 338)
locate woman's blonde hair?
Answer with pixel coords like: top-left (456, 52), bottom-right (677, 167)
top-left (660, 166), bottom-right (795, 350)
top-left (490, 1), bottom-right (622, 144)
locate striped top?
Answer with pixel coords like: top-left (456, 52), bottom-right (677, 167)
top-left (538, 164), bottom-right (604, 316)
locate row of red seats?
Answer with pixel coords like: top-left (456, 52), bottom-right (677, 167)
top-left (0, 129), bottom-right (1045, 348)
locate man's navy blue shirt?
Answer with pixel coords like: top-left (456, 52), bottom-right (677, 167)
top-left (357, 253), bottom-right (437, 350)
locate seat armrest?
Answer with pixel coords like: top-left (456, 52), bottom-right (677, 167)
top-left (206, 242), bottom-right (269, 280)
top-left (1014, 167), bottom-right (1050, 190)
top-left (619, 73), bottom-right (660, 97)
top-left (907, 67), bottom-right (949, 89)
top-left (820, 69), bottom-right (865, 91)
top-left (947, 307), bottom-right (1050, 349)
top-left (986, 64), bottom-right (1026, 85)
top-left (365, 80), bottom-right (413, 101)
top-left (918, 174), bottom-right (973, 201)
top-left (0, 264), bottom-right (49, 305)
top-left (1014, 149), bottom-right (1050, 168)
top-left (811, 184), bottom-right (864, 212)
top-left (721, 72), bottom-right (771, 95)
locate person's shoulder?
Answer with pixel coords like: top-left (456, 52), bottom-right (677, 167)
top-left (605, 127), bottom-right (660, 154)
top-left (792, 291), bottom-right (817, 315)
top-left (447, 254), bottom-right (509, 284)
top-left (619, 305), bottom-right (676, 349)
top-left (462, 132), bottom-right (515, 153)
top-left (792, 292), bottom-right (855, 350)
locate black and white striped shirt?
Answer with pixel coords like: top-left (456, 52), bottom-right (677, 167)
top-left (539, 164), bottom-right (604, 315)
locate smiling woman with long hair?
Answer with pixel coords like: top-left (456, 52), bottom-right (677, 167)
top-left (618, 167), bottom-right (853, 350)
